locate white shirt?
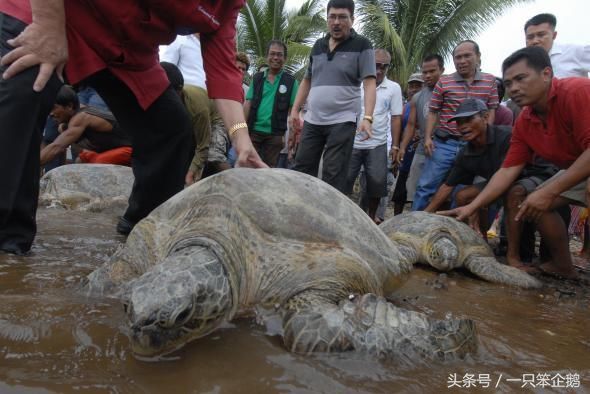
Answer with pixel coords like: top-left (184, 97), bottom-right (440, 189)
top-left (161, 35), bottom-right (207, 89)
top-left (550, 43), bottom-right (590, 78)
top-left (354, 78), bottom-right (403, 150)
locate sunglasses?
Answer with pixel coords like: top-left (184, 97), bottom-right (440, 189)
top-left (376, 63), bottom-right (390, 70)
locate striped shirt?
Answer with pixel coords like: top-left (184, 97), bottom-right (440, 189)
top-left (429, 71), bottom-right (499, 136)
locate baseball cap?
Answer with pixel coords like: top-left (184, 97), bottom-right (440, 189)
top-left (407, 73), bottom-right (424, 83)
top-left (449, 99), bottom-right (488, 122)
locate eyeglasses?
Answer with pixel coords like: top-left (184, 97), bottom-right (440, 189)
top-left (327, 14), bottom-right (350, 22)
top-left (268, 51), bottom-right (285, 58)
top-left (376, 63), bottom-right (390, 70)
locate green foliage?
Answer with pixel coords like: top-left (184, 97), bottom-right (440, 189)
top-left (237, 0), bottom-right (326, 76)
top-left (356, 0), bottom-right (534, 87)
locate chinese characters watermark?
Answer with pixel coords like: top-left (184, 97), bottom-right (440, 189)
top-left (447, 373), bottom-right (581, 389)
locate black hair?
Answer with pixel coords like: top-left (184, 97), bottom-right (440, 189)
top-left (452, 40), bottom-right (480, 56)
top-left (524, 13), bottom-right (557, 32)
top-left (266, 40), bottom-right (288, 59)
top-left (502, 46), bottom-right (552, 75)
top-left (160, 61), bottom-right (184, 91)
top-left (495, 77), bottom-right (506, 101)
top-left (55, 85), bottom-right (80, 110)
top-left (327, 0), bottom-right (354, 17)
top-left (422, 54), bottom-right (444, 69)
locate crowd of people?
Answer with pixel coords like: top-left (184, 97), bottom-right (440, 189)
top-left (0, 1), bottom-right (589, 282)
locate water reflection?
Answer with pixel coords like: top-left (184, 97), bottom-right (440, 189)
top-left (0, 208), bottom-right (588, 393)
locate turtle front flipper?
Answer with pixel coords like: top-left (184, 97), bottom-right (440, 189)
top-left (464, 256), bottom-right (543, 289)
top-left (281, 293), bottom-right (476, 361)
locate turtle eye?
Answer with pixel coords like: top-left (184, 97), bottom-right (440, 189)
top-left (174, 304), bottom-right (194, 326)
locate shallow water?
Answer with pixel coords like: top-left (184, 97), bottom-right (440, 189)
top-left (0, 208), bottom-right (589, 393)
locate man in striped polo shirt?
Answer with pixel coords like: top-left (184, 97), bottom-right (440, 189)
top-left (290, 0), bottom-right (376, 193)
top-left (412, 40), bottom-right (499, 211)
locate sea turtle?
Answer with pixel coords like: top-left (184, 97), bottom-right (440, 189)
top-left (40, 164), bottom-right (133, 211)
top-left (88, 169), bottom-right (476, 360)
top-left (380, 212), bottom-right (542, 289)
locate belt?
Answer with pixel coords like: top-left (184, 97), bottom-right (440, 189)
top-left (434, 131), bottom-right (461, 142)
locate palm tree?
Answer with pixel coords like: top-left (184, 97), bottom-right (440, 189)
top-left (237, 0), bottom-right (326, 79)
top-left (356, 0), bottom-right (534, 86)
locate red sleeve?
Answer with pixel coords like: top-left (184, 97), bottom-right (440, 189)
top-left (502, 116), bottom-right (533, 168)
top-left (429, 79), bottom-right (444, 112)
top-left (200, 0), bottom-right (244, 102)
top-left (567, 81), bottom-right (590, 151)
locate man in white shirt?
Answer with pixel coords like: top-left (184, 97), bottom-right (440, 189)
top-left (525, 13), bottom-right (590, 78)
top-left (161, 34), bottom-right (207, 89)
top-left (345, 48), bottom-right (403, 222)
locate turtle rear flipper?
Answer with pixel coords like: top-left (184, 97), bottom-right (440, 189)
top-left (281, 293), bottom-right (477, 361)
top-left (465, 256), bottom-right (543, 289)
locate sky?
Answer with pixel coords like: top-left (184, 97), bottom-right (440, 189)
top-left (285, 0), bottom-right (590, 76)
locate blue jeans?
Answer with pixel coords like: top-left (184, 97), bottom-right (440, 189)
top-left (411, 137), bottom-right (465, 211)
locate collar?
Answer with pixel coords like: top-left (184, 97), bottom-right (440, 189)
top-left (522, 78), bottom-right (559, 121)
top-left (453, 70), bottom-right (483, 82)
top-left (264, 68), bottom-right (284, 81)
top-left (377, 77), bottom-right (391, 89)
top-left (322, 28), bottom-right (358, 47)
top-left (549, 44), bottom-right (563, 55)
top-left (463, 125), bottom-right (495, 156)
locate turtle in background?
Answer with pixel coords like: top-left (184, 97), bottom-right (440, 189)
top-left (39, 164), bottom-right (132, 211)
top-left (87, 169), bottom-right (476, 360)
top-left (380, 211), bottom-right (542, 289)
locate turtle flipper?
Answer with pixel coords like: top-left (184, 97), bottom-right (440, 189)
top-left (281, 293), bottom-right (476, 361)
top-left (464, 256), bottom-right (543, 289)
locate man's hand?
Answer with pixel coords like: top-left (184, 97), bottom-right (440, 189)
top-left (515, 188), bottom-right (556, 222)
top-left (395, 148), bottom-right (405, 165)
top-left (233, 132), bottom-right (268, 168)
top-left (424, 136), bottom-right (435, 157)
top-left (437, 204), bottom-right (476, 222)
top-left (357, 119), bottom-right (373, 141)
top-left (185, 170), bottom-right (201, 186)
top-left (1, 21), bottom-right (67, 92)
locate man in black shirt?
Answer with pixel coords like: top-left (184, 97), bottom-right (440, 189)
top-left (426, 99), bottom-right (557, 238)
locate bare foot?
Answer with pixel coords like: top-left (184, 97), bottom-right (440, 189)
top-left (538, 262), bottom-right (578, 280)
top-left (506, 256), bottom-right (540, 274)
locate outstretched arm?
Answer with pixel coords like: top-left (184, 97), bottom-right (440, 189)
top-left (438, 165), bottom-right (524, 220)
top-left (1, 0), bottom-right (67, 91)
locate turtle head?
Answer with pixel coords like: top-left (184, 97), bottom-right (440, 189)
top-left (124, 247), bottom-right (232, 357)
top-left (424, 231), bottom-right (462, 271)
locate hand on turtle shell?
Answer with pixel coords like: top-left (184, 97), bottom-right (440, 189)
top-left (437, 205), bottom-right (475, 222)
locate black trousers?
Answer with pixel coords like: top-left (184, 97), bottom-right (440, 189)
top-left (292, 121), bottom-right (356, 193)
top-left (0, 13), bottom-right (62, 253)
top-left (85, 70), bottom-right (194, 224)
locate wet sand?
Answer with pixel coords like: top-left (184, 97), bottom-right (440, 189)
top-left (0, 208), bottom-right (589, 393)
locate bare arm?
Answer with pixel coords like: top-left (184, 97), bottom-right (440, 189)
top-left (438, 165), bottom-right (525, 220)
top-left (424, 184), bottom-right (454, 213)
top-left (289, 78), bottom-right (311, 133)
top-left (1, 0), bottom-right (67, 91)
top-left (40, 115), bottom-right (89, 165)
top-left (358, 77), bottom-right (376, 138)
top-left (214, 99), bottom-right (267, 168)
top-left (397, 101), bottom-right (417, 164)
top-left (423, 111), bottom-right (439, 156)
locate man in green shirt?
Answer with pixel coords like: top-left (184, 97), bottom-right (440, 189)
top-left (244, 40), bottom-right (299, 167)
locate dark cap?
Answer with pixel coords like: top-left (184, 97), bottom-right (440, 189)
top-left (407, 73), bottom-right (424, 83)
top-left (449, 98), bottom-right (488, 122)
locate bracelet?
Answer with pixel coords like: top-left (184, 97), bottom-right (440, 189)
top-left (228, 122), bottom-right (248, 138)
top-left (392, 146), bottom-right (400, 151)
top-left (363, 115), bottom-right (373, 123)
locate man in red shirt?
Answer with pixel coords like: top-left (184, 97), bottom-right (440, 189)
top-left (440, 46), bottom-right (590, 279)
top-left (0, 0), bottom-right (265, 253)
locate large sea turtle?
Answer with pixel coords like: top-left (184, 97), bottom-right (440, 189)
top-left (40, 164), bottom-right (133, 211)
top-left (88, 169), bottom-right (476, 360)
top-left (380, 212), bottom-right (543, 289)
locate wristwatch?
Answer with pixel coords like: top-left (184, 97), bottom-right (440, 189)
top-left (363, 115), bottom-right (373, 123)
